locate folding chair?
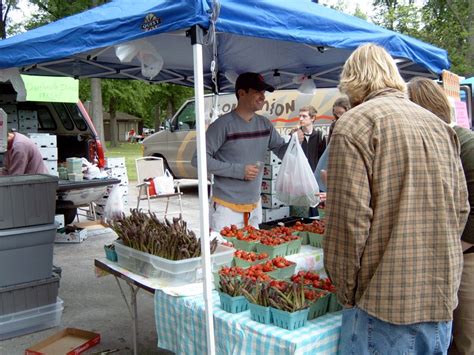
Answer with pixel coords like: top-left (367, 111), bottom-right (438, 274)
top-left (135, 157), bottom-right (183, 218)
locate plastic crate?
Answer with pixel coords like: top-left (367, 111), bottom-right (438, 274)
top-left (256, 242), bottom-right (288, 258)
top-left (286, 238), bottom-right (302, 255)
top-left (0, 298), bottom-right (63, 340)
top-left (0, 175), bottom-right (58, 230)
top-left (271, 307), bottom-right (309, 330)
top-left (248, 303), bottom-right (272, 324)
top-left (307, 292), bottom-right (331, 320)
top-left (0, 223), bottom-right (56, 287)
top-left (114, 241), bottom-right (234, 285)
top-left (307, 232), bottom-right (324, 248)
top-left (232, 239), bottom-right (258, 252)
top-left (218, 293), bottom-right (248, 313)
top-left (0, 273), bottom-right (60, 315)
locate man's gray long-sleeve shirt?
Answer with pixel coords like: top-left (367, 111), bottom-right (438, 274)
top-left (192, 111), bottom-right (287, 204)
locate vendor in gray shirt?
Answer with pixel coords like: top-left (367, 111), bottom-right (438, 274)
top-left (192, 72), bottom-right (303, 232)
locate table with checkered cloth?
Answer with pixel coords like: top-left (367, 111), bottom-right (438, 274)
top-left (155, 290), bottom-right (342, 354)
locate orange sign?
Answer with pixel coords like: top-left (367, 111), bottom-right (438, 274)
top-left (442, 70), bottom-right (460, 101)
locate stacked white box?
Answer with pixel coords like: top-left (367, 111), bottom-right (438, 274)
top-left (105, 157), bottom-right (126, 169)
top-left (96, 157), bottom-right (129, 216)
top-left (262, 206), bottom-right (290, 222)
top-left (18, 111), bottom-right (38, 133)
top-left (3, 105), bottom-right (18, 131)
top-left (261, 193), bottom-right (285, 209)
top-left (29, 134), bottom-right (58, 177)
top-left (264, 150), bottom-right (282, 165)
top-left (263, 163), bottom-right (280, 180)
top-left (261, 179), bottom-right (277, 194)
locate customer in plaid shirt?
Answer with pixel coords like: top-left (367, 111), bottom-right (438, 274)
top-left (324, 44), bottom-right (469, 354)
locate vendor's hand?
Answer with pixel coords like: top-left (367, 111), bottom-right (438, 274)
top-left (244, 164), bottom-right (259, 181)
top-left (296, 128), bottom-right (304, 143)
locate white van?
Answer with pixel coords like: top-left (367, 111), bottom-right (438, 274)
top-left (142, 88), bottom-right (343, 178)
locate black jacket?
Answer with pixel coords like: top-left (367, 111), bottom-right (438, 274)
top-left (301, 129), bottom-right (327, 171)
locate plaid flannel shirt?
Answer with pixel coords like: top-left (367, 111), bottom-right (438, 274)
top-left (324, 89), bottom-right (469, 324)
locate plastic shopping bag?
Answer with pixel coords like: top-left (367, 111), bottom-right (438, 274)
top-left (153, 170), bottom-right (175, 195)
top-left (275, 133), bottom-right (320, 207)
top-left (104, 185), bottom-right (124, 220)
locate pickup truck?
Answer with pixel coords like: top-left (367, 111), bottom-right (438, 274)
top-left (0, 82), bottom-right (118, 224)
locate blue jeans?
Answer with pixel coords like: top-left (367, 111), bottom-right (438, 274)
top-left (339, 307), bottom-right (452, 355)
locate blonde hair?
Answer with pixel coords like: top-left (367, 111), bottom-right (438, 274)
top-left (299, 105), bottom-right (318, 117)
top-left (407, 77), bottom-right (452, 124)
top-left (339, 43), bottom-right (407, 105)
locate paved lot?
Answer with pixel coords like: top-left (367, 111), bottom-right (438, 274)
top-left (2, 180), bottom-right (203, 355)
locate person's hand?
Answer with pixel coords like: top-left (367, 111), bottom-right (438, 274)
top-left (295, 128), bottom-right (304, 143)
top-left (244, 164), bottom-right (259, 181)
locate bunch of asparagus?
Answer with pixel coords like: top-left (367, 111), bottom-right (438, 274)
top-left (110, 209), bottom-right (218, 260)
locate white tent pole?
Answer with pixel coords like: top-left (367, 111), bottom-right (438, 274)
top-left (192, 26), bottom-right (216, 355)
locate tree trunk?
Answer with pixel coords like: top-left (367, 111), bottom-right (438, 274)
top-left (109, 96), bottom-right (118, 148)
top-left (154, 104), bottom-right (162, 131)
top-left (90, 78), bottom-right (105, 148)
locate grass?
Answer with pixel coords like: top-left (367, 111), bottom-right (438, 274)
top-left (104, 142), bottom-right (143, 181)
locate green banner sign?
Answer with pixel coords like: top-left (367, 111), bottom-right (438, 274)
top-left (21, 75), bottom-right (79, 103)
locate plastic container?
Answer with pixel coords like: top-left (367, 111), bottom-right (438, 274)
top-left (307, 292), bottom-right (331, 320)
top-left (66, 158), bottom-right (83, 174)
top-left (67, 173), bottom-right (83, 182)
top-left (286, 238), bottom-right (302, 255)
top-left (248, 303), bottom-right (272, 324)
top-left (0, 273), bottom-right (60, 315)
top-left (271, 307), bottom-right (309, 330)
top-left (218, 292), bottom-right (248, 313)
top-left (256, 242), bottom-right (288, 258)
top-left (0, 298), bottom-right (63, 340)
top-left (307, 232), bottom-right (324, 248)
top-left (232, 239), bottom-right (258, 252)
top-left (0, 223), bottom-right (56, 287)
top-left (114, 241), bottom-right (234, 285)
top-left (0, 175), bottom-right (58, 230)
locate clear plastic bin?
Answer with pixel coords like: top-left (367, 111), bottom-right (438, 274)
top-left (114, 241), bottom-right (234, 283)
top-left (0, 298), bottom-right (63, 340)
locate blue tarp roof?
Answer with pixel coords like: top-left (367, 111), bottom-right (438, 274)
top-left (0, 0), bottom-right (450, 90)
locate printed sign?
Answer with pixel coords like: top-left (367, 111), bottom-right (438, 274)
top-left (442, 70), bottom-right (460, 101)
top-left (455, 101), bottom-right (470, 129)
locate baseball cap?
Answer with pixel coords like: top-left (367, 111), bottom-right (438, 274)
top-left (235, 72), bottom-right (275, 94)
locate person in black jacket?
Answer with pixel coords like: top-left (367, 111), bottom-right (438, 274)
top-left (298, 105), bottom-right (326, 217)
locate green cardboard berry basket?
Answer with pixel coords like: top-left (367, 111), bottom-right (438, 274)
top-left (271, 307), bottom-right (310, 330)
top-left (307, 232), bottom-right (324, 248)
top-left (233, 256), bottom-right (268, 268)
top-left (307, 291), bottom-right (331, 320)
top-left (232, 239), bottom-right (258, 252)
top-left (248, 303), bottom-right (272, 324)
top-left (286, 238), bottom-right (302, 255)
top-left (277, 263), bottom-right (296, 279)
top-left (295, 231), bottom-right (309, 245)
top-left (264, 269), bottom-right (280, 279)
top-left (219, 292), bottom-right (249, 313)
top-left (328, 293), bottom-right (343, 312)
top-left (317, 208), bottom-right (326, 219)
top-left (256, 242), bottom-right (288, 258)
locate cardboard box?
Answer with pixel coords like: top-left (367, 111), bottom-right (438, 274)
top-left (105, 157), bottom-right (125, 169)
top-left (28, 133), bottom-right (57, 148)
top-left (0, 109), bottom-right (6, 153)
top-left (262, 206), bottom-right (290, 222)
top-left (54, 215), bottom-right (65, 229)
top-left (55, 227), bottom-right (87, 244)
top-left (44, 160), bottom-right (58, 176)
top-left (25, 328), bottom-right (100, 355)
top-left (261, 179), bottom-right (277, 194)
top-left (261, 193), bottom-right (285, 209)
top-left (39, 147), bottom-right (58, 160)
top-left (263, 163), bottom-right (281, 180)
top-left (265, 150), bottom-right (282, 165)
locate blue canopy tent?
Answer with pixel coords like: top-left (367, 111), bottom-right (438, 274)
top-left (0, 1), bottom-right (450, 353)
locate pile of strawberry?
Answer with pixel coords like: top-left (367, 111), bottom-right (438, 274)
top-left (291, 271), bottom-right (336, 292)
top-left (218, 265), bottom-right (272, 282)
top-left (220, 224), bottom-right (303, 246)
top-left (234, 250), bottom-right (268, 262)
top-left (271, 256), bottom-right (294, 269)
top-left (293, 220), bottom-right (325, 234)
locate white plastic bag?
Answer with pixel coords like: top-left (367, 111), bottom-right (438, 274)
top-left (115, 39), bottom-right (164, 79)
top-left (153, 170), bottom-right (175, 195)
top-left (275, 133), bottom-right (320, 207)
top-left (104, 186), bottom-right (124, 220)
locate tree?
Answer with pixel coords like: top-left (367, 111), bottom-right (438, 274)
top-left (0, 0), bottom-right (18, 39)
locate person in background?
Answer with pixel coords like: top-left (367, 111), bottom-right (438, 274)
top-left (408, 76), bottom-right (474, 355)
top-left (0, 131), bottom-right (48, 176)
top-left (324, 43), bottom-right (468, 354)
top-left (314, 96), bottom-right (350, 192)
top-left (298, 105), bottom-right (326, 216)
top-left (192, 72), bottom-right (303, 232)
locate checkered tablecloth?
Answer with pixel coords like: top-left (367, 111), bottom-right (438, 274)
top-left (155, 290), bottom-right (342, 355)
